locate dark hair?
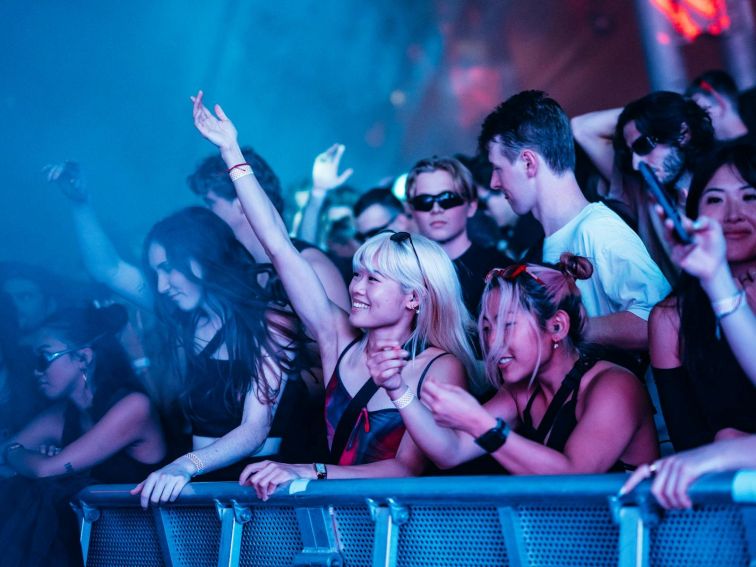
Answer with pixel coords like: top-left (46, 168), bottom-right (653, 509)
top-left (405, 156), bottom-right (477, 201)
top-left (614, 91), bottom-right (715, 173)
top-left (686, 141), bottom-right (756, 218)
top-left (142, 207), bottom-right (303, 414)
top-left (38, 304), bottom-right (137, 398)
top-left (478, 90), bottom-right (576, 174)
top-left (187, 147), bottom-right (284, 215)
top-left (677, 141), bottom-right (756, 392)
top-left (686, 69), bottom-right (740, 110)
top-left (353, 188), bottom-right (405, 218)
top-left (455, 153), bottom-right (493, 188)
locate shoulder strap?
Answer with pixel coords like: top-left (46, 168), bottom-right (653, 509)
top-left (416, 352), bottom-right (451, 400)
top-left (330, 376), bottom-right (380, 463)
top-left (336, 336), bottom-right (362, 368)
top-left (531, 355), bottom-right (597, 443)
top-left (199, 326), bottom-right (225, 357)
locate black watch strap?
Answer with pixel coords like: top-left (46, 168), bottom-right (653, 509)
top-left (474, 418), bottom-right (511, 453)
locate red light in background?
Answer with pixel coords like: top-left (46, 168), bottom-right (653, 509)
top-left (650, 0), bottom-right (730, 41)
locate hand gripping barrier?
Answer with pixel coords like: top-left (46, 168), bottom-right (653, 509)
top-left (72, 471), bottom-right (756, 566)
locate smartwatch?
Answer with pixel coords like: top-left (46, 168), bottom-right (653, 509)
top-left (474, 418), bottom-right (511, 453)
top-left (313, 462), bottom-right (328, 480)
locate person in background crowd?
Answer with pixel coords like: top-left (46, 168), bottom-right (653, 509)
top-left (353, 187), bottom-right (415, 244)
top-left (686, 70), bottom-right (750, 142)
top-left (406, 156), bottom-right (513, 317)
top-left (571, 92), bottom-right (715, 284)
top-left (189, 90), bottom-right (478, 500)
top-left (370, 255), bottom-right (658, 474)
top-left (649, 142), bottom-right (756, 452)
top-left (480, 90), bottom-right (670, 352)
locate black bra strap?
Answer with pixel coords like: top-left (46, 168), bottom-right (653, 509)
top-left (524, 355), bottom-right (597, 444)
top-left (416, 352), bottom-right (450, 400)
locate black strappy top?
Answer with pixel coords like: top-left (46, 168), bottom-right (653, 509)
top-left (325, 337), bottom-right (448, 466)
top-left (516, 355), bottom-right (634, 473)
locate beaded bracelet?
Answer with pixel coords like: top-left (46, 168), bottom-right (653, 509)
top-left (185, 452), bottom-right (205, 476)
top-left (392, 387), bottom-right (416, 410)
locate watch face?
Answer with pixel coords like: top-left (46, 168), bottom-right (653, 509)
top-left (315, 463), bottom-right (327, 479)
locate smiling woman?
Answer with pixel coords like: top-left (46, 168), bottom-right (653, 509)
top-left (650, 141), bottom-right (756, 452)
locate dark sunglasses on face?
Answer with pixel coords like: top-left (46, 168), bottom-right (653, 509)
top-left (34, 347), bottom-right (80, 373)
top-left (630, 134), bottom-right (659, 157)
top-left (409, 191), bottom-right (466, 212)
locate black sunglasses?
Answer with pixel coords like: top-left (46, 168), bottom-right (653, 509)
top-left (630, 134), bottom-right (659, 157)
top-left (355, 214), bottom-right (399, 243)
top-left (34, 347), bottom-right (80, 373)
top-left (389, 231), bottom-right (429, 290)
top-left (409, 191), bottom-right (466, 212)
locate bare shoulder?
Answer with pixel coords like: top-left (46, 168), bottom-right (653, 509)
top-left (408, 347), bottom-right (466, 388)
top-left (581, 361), bottom-right (647, 407)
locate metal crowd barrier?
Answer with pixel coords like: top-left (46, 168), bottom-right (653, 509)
top-left (73, 471), bottom-right (756, 567)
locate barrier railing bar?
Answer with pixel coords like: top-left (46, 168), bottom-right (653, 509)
top-left (368, 498), bottom-right (408, 567)
top-left (215, 499), bottom-right (249, 567)
top-left (72, 501), bottom-right (99, 566)
top-left (615, 504), bottom-right (650, 567)
top-left (153, 508), bottom-right (177, 567)
top-left (497, 506), bottom-right (525, 567)
top-left (293, 506), bottom-right (344, 566)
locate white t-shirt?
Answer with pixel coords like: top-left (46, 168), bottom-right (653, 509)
top-left (542, 202), bottom-right (670, 321)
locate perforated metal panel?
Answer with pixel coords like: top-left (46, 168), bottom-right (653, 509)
top-left (332, 505), bottom-right (376, 567)
top-left (650, 506), bottom-right (750, 566)
top-left (397, 505), bottom-right (509, 567)
top-left (517, 505), bottom-right (619, 566)
top-left (162, 506), bottom-right (220, 566)
top-left (86, 509), bottom-right (163, 567)
top-left (239, 507), bottom-right (303, 566)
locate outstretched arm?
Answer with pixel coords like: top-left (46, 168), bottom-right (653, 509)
top-left (47, 162), bottom-right (152, 309)
top-left (190, 91), bottom-right (346, 350)
top-left (571, 108), bottom-right (622, 181)
top-left (5, 393), bottom-right (160, 478)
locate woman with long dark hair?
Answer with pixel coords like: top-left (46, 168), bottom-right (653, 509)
top-left (650, 141), bottom-right (756, 451)
top-left (131, 206), bottom-right (321, 507)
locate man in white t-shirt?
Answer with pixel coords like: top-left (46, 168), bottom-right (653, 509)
top-left (478, 90), bottom-right (670, 350)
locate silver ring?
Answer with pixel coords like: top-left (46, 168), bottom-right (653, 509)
top-left (648, 462), bottom-right (659, 474)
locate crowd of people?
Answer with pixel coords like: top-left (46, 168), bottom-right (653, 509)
top-left (0, 69), bottom-right (754, 565)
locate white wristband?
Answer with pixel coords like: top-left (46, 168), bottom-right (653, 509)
top-left (392, 386), bottom-right (416, 410)
top-left (230, 166), bottom-right (253, 182)
top-left (712, 290), bottom-right (745, 319)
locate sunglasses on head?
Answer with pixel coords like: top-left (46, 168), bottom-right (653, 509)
top-left (485, 264), bottom-right (544, 286)
top-left (355, 214), bottom-right (399, 243)
top-left (630, 134), bottom-right (659, 157)
top-left (409, 191), bottom-right (466, 212)
top-left (388, 231), bottom-right (430, 290)
top-left (34, 347), bottom-right (80, 373)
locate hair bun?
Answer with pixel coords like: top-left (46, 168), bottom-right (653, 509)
top-left (557, 253), bottom-right (593, 281)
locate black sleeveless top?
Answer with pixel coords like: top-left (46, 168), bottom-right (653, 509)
top-left (61, 384), bottom-right (159, 483)
top-left (517, 355), bottom-right (634, 473)
top-left (184, 328), bottom-right (326, 463)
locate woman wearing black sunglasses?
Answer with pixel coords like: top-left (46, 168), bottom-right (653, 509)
top-left (190, 91), bottom-right (478, 500)
top-left (0, 304), bottom-right (166, 567)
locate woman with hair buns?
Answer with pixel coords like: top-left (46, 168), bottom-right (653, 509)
top-left (0, 304), bottom-right (166, 567)
top-left (370, 254), bottom-right (658, 474)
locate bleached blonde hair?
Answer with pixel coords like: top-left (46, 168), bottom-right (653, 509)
top-left (353, 232), bottom-right (479, 384)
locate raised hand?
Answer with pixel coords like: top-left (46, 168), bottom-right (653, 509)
top-left (657, 207), bottom-right (727, 282)
top-left (191, 90), bottom-right (238, 151)
top-left (45, 161), bottom-right (88, 204)
top-left (130, 459), bottom-right (195, 509)
top-left (366, 339), bottom-right (408, 392)
top-left (422, 381), bottom-right (487, 433)
top-left (312, 144), bottom-right (354, 193)
top-left (239, 460), bottom-right (313, 501)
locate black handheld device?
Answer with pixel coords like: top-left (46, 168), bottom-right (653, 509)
top-left (638, 162), bottom-right (693, 245)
